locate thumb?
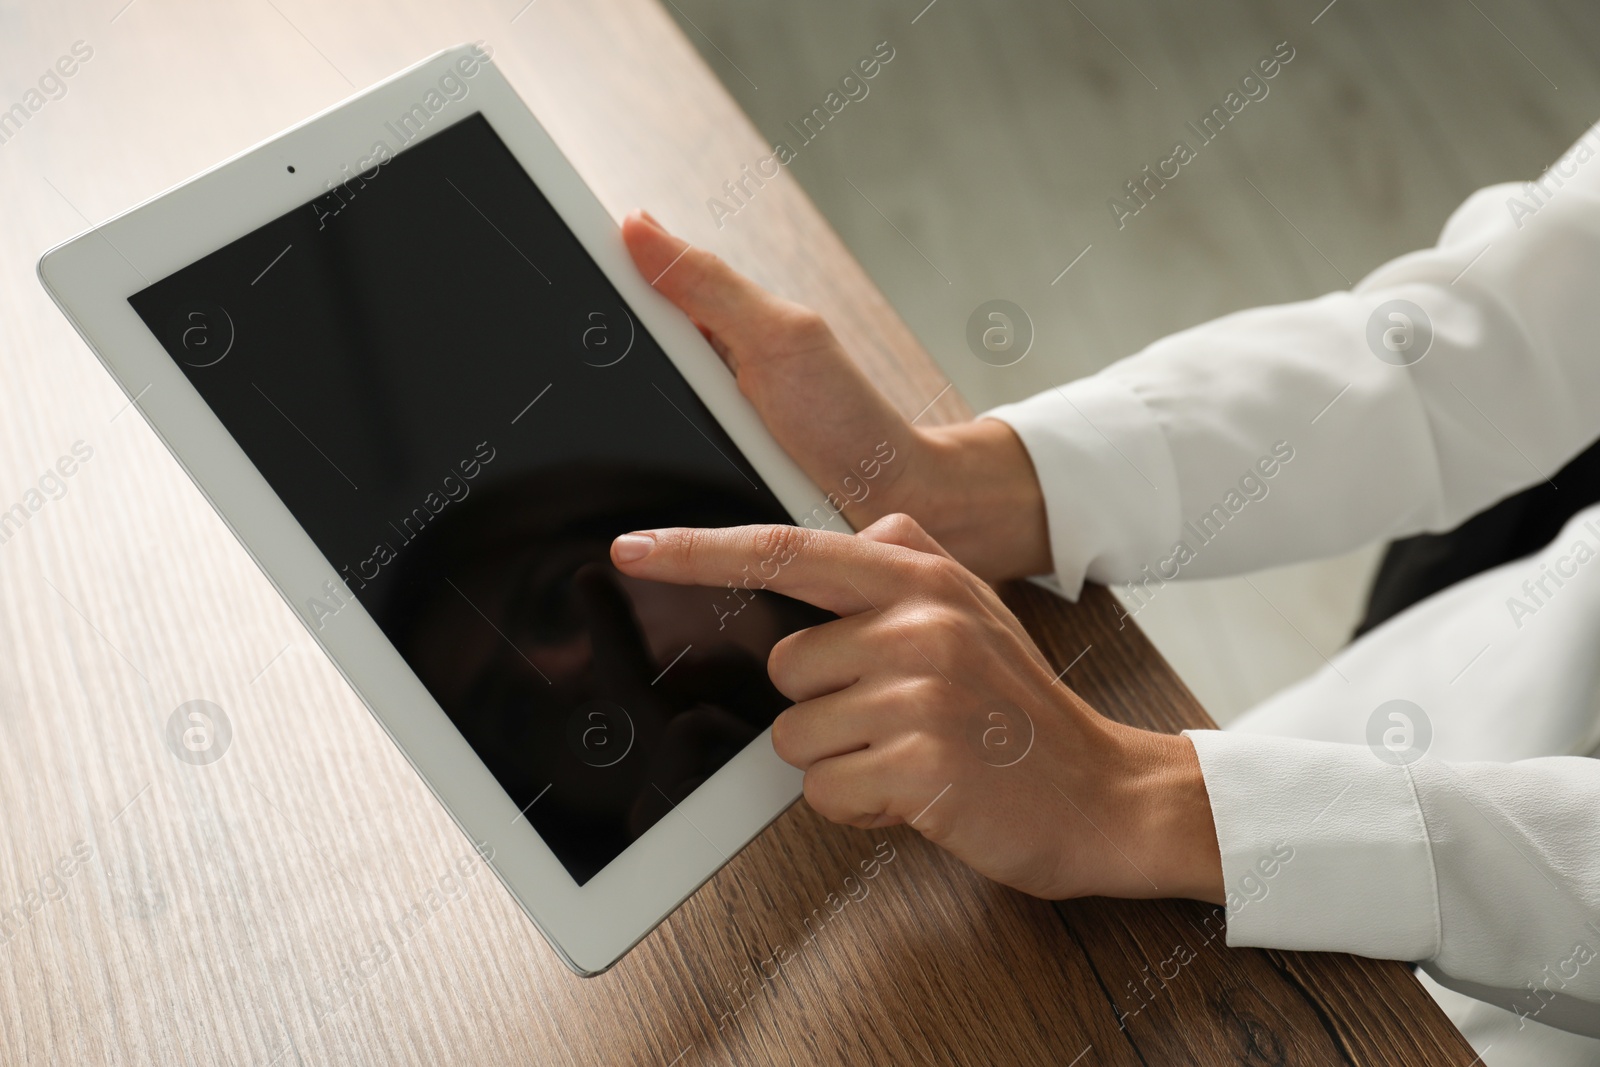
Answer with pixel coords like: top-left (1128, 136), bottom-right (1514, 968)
top-left (621, 211), bottom-right (785, 350)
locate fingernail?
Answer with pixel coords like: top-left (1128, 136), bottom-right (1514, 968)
top-left (639, 209), bottom-right (663, 230)
top-left (612, 533), bottom-right (655, 563)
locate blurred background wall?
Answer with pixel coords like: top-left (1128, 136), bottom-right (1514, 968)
top-left (659, 0), bottom-right (1600, 721)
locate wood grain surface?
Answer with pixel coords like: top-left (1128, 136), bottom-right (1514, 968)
top-left (0, 0), bottom-right (1476, 1063)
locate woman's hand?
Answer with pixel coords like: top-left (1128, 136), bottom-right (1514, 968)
top-left (611, 514), bottom-right (1224, 903)
top-left (621, 211), bottom-right (1052, 584)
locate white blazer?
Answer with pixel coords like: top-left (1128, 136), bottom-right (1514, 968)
top-left (987, 119), bottom-right (1600, 1059)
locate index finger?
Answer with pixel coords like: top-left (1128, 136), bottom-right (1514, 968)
top-left (609, 524), bottom-right (930, 617)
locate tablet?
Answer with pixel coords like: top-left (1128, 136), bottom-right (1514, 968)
top-left (39, 44), bottom-right (844, 976)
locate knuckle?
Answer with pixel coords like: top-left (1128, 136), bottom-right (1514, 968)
top-left (906, 676), bottom-right (960, 729)
top-left (752, 523), bottom-right (811, 569)
top-left (903, 550), bottom-right (962, 594)
top-left (801, 766), bottom-right (844, 821)
top-left (914, 672), bottom-right (957, 708)
top-left (900, 728), bottom-right (955, 780)
top-left (927, 553), bottom-right (969, 588)
top-left (876, 512), bottom-right (925, 544)
top-left (906, 673), bottom-right (947, 702)
top-left (671, 526), bottom-right (710, 569)
top-left (767, 630), bottom-right (807, 691)
top-left (908, 604), bottom-right (967, 658)
top-left (769, 708), bottom-right (798, 763)
top-left (683, 246), bottom-right (728, 288)
top-left (778, 307), bottom-right (834, 353)
top-left (671, 249), bottom-right (715, 302)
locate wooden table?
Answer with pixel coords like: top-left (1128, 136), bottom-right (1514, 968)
top-left (0, 0), bottom-right (1476, 1062)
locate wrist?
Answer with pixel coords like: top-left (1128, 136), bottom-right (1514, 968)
top-left (1117, 727), bottom-right (1225, 904)
top-left (907, 419), bottom-right (1051, 582)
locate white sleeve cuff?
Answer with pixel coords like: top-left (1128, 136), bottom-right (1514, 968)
top-left (982, 373), bottom-right (1179, 597)
top-left (1183, 729), bottom-right (1441, 962)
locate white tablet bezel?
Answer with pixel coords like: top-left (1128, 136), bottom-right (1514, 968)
top-left (39, 44), bottom-right (841, 977)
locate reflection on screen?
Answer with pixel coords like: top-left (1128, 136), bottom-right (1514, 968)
top-left (128, 113), bottom-right (828, 885)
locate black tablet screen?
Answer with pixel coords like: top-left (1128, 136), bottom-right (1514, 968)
top-left (128, 112), bottom-right (826, 885)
